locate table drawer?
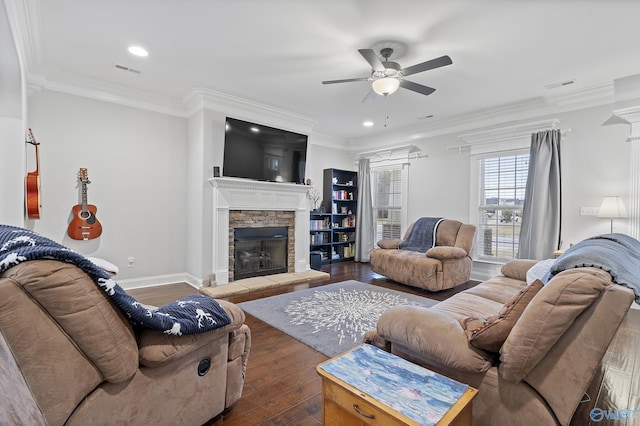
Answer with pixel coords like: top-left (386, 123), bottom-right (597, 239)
top-left (323, 379), bottom-right (411, 426)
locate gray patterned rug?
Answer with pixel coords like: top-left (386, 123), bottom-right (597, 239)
top-left (238, 280), bottom-right (437, 357)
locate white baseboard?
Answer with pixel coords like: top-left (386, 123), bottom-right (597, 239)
top-left (116, 273), bottom-right (202, 291)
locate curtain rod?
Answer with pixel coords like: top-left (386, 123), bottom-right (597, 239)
top-left (354, 152), bottom-right (425, 166)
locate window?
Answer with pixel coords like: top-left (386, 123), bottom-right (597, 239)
top-left (372, 167), bottom-right (405, 242)
top-left (477, 152), bottom-right (529, 261)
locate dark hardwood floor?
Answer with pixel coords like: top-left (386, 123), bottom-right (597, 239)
top-left (128, 262), bottom-right (640, 426)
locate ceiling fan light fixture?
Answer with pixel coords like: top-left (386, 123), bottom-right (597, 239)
top-left (372, 77), bottom-right (400, 96)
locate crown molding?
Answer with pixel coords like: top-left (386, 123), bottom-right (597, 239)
top-left (3, 0), bottom-right (41, 71)
top-left (613, 105), bottom-right (640, 124)
top-left (347, 80), bottom-right (623, 149)
top-left (308, 132), bottom-right (349, 150)
top-left (459, 119), bottom-right (561, 145)
top-left (27, 70), bottom-right (187, 117)
top-left (612, 105), bottom-right (640, 142)
top-left (545, 82), bottom-right (614, 111)
top-left (614, 74), bottom-right (640, 104)
top-left (183, 87), bottom-right (317, 135)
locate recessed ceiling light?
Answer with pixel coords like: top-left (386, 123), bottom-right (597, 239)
top-left (128, 46), bottom-right (148, 57)
top-left (363, 121), bottom-right (374, 127)
top-left (250, 126), bottom-right (260, 133)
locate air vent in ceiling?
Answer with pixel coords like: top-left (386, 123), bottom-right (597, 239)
top-left (545, 79), bottom-right (575, 89)
top-left (115, 64), bottom-right (142, 74)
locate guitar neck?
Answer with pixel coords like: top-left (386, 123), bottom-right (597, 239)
top-left (28, 128), bottom-right (40, 172)
top-left (81, 181), bottom-right (89, 212)
top-left (34, 144), bottom-right (40, 173)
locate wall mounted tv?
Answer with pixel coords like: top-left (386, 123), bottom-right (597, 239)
top-left (222, 117), bottom-right (308, 184)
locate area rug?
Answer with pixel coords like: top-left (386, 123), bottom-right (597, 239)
top-left (238, 280), bottom-right (437, 357)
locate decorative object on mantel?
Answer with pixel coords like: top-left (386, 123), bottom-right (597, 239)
top-left (307, 187), bottom-right (321, 211)
top-left (598, 196), bottom-right (628, 233)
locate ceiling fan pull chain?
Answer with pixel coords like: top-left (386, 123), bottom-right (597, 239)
top-left (384, 97), bottom-right (390, 128)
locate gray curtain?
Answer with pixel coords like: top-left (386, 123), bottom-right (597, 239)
top-left (355, 158), bottom-right (374, 262)
top-left (518, 129), bottom-right (562, 259)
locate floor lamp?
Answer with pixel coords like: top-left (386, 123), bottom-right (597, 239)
top-left (598, 196), bottom-right (628, 233)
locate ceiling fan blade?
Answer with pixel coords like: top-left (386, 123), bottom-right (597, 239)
top-left (399, 80), bottom-right (436, 96)
top-left (362, 89), bottom-right (377, 103)
top-left (402, 55), bottom-right (453, 76)
top-left (358, 49), bottom-right (385, 72)
top-left (322, 77), bottom-right (370, 85)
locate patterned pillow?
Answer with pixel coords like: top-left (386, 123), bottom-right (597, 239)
top-left (460, 280), bottom-right (544, 352)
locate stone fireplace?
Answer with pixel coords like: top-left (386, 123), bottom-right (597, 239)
top-left (209, 177), bottom-right (310, 284)
top-left (229, 212), bottom-right (295, 281)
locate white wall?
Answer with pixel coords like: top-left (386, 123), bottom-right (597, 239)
top-left (27, 90), bottom-right (189, 281)
top-left (0, 3), bottom-right (25, 226)
top-left (397, 101), bottom-right (636, 280)
top-left (405, 134), bottom-right (471, 223)
top-left (557, 104), bottom-right (631, 242)
top-left (306, 137), bottom-right (355, 206)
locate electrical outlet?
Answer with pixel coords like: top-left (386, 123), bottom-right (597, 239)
top-left (580, 207), bottom-right (600, 216)
top-left (127, 257), bottom-right (135, 268)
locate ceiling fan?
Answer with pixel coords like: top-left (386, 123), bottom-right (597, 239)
top-left (322, 48), bottom-right (452, 102)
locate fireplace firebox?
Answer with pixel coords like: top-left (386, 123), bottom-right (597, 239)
top-left (233, 226), bottom-right (288, 280)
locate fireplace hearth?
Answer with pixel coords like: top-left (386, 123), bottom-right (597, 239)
top-left (234, 226), bottom-right (288, 280)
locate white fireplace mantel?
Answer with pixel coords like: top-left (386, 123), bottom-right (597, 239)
top-left (209, 177), bottom-right (311, 284)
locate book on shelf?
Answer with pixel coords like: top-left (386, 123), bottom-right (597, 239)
top-left (332, 190), bottom-right (354, 201)
top-left (311, 232), bottom-right (329, 245)
top-left (340, 243), bottom-right (355, 258)
top-left (310, 219), bottom-right (330, 230)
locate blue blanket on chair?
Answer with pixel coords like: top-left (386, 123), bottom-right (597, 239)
top-left (398, 217), bottom-right (444, 252)
top-left (0, 225), bottom-right (230, 335)
top-left (543, 233), bottom-right (640, 303)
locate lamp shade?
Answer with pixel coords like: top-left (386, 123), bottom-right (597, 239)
top-left (598, 196), bottom-right (628, 219)
top-left (372, 77), bottom-right (400, 96)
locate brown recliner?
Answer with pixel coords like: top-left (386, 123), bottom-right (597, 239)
top-left (0, 260), bottom-right (250, 426)
top-left (370, 219), bottom-right (477, 291)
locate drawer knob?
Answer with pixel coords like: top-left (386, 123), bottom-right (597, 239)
top-left (353, 404), bottom-right (375, 419)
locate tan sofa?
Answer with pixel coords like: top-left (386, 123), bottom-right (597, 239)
top-left (0, 260), bottom-right (251, 426)
top-left (370, 219), bottom-right (476, 291)
top-left (364, 259), bottom-right (635, 426)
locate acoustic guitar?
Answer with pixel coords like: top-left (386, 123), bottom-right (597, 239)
top-left (67, 168), bottom-right (103, 240)
top-left (25, 128), bottom-right (42, 219)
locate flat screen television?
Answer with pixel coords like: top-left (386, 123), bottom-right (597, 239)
top-left (223, 117), bottom-right (308, 184)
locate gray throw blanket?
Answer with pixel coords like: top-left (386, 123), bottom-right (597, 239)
top-left (0, 224), bottom-right (230, 335)
top-left (398, 217), bottom-right (444, 252)
top-left (543, 233), bottom-right (640, 303)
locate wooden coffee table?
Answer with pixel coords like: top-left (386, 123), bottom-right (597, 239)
top-left (316, 344), bottom-right (477, 426)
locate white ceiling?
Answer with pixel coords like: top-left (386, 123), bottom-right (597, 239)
top-left (11, 0), bottom-right (640, 143)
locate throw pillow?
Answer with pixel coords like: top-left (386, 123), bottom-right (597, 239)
top-left (460, 279), bottom-right (544, 352)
